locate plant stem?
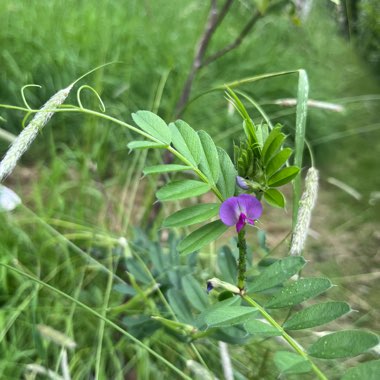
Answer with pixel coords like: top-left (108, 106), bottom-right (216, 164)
top-left (237, 228), bottom-right (247, 290)
top-left (242, 295), bottom-right (328, 380)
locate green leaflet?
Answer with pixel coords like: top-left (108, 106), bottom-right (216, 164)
top-left (169, 120), bottom-right (202, 166)
top-left (203, 306), bottom-right (258, 328)
top-left (132, 110), bottom-right (171, 144)
top-left (127, 141), bottom-right (167, 150)
top-left (266, 147), bottom-right (292, 177)
top-left (265, 278), bottom-right (332, 308)
top-left (267, 166), bottom-right (300, 187)
top-left (244, 319), bottom-right (281, 337)
top-left (308, 330), bottom-right (379, 359)
top-left (263, 188), bottom-right (286, 208)
top-left (217, 246), bottom-right (237, 284)
top-left (198, 130), bottom-right (220, 184)
top-left (182, 274), bottom-right (209, 312)
top-left (247, 256), bottom-right (306, 293)
top-left (274, 351), bottom-right (312, 375)
top-left (216, 147), bottom-right (237, 199)
top-left (342, 360), bottom-right (380, 380)
top-left (156, 180), bottom-right (210, 201)
top-left (178, 220), bottom-right (229, 255)
top-left (283, 301), bottom-right (351, 330)
top-left (163, 203), bottom-right (220, 228)
top-left (143, 164), bottom-right (191, 175)
top-left (166, 289), bottom-right (193, 324)
top-left (261, 125), bottom-right (282, 162)
top-left (263, 133), bottom-right (286, 165)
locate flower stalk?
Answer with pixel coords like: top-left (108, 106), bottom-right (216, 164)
top-left (237, 227), bottom-right (247, 290)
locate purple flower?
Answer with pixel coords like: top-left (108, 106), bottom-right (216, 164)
top-left (219, 194), bottom-right (263, 233)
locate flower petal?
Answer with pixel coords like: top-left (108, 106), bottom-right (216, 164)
top-left (219, 196), bottom-right (240, 226)
top-left (237, 194), bottom-right (263, 220)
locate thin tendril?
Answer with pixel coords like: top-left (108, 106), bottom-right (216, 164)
top-left (20, 84), bottom-right (42, 110)
top-left (76, 85), bottom-right (106, 112)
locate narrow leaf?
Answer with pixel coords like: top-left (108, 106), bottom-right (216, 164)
top-left (266, 148), bottom-right (293, 177)
top-left (143, 164), bottom-right (191, 175)
top-left (217, 246), bottom-right (237, 284)
top-left (198, 130), bottom-right (220, 184)
top-left (178, 220), bottom-right (229, 255)
top-left (261, 125), bottom-right (282, 160)
top-left (248, 256), bottom-right (306, 293)
top-left (127, 141), bottom-right (166, 150)
top-left (132, 111), bottom-right (171, 144)
top-left (156, 180), bottom-right (210, 201)
top-left (182, 274), bottom-right (209, 312)
top-left (283, 302), bottom-right (351, 330)
top-left (274, 351), bottom-right (312, 375)
top-left (169, 120), bottom-right (202, 166)
top-left (244, 319), bottom-right (281, 337)
top-left (166, 289), bottom-right (193, 323)
top-left (268, 166), bottom-right (300, 187)
top-left (308, 330), bottom-right (379, 359)
top-left (263, 133), bottom-right (286, 164)
top-left (342, 360), bottom-right (380, 380)
top-left (266, 278), bottom-right (332, 309)
top-left (216, 147), bottom-right (237, 199)
top-left (163, 203), bottom-right (220, 228)
top-left (204, 306), bottom-right (257, 328)
top-left (263, 188), bottom-right (286, 208)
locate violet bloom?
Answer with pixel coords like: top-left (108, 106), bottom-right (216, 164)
top-left (219, 194), bottom-right (263, 233)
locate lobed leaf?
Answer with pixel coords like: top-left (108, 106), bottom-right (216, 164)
top-left (143, 164), bottom-right (191, 175)
top-left (198, 130), bottom-right (220, 184)
top-left (178, 220), bottom-right (229, 255)
top-left (247, 256), bottom-right (306, 293)
top-left (265, 278), bottom-right (332, 309)
top-left (308, 330), bottom-right (379, 359)
top-left (267, 166), bottom-right (300, 187)
top-left (266, 147), bottom-right (293, 177)
top-left (132, 111), bottom-right (171, 144)
top-left (163, 203), bottom-right (220, 228)
top-left (169, 120), bottom-right (202, 166)
top-left (156, 180), bottom-right (210, 201)
top-left (263, 188), bottom-right (286, 208)
top-left (283, 301), bottom-right (351, 330)
top-left (216, 147), bottom-right (237, 199)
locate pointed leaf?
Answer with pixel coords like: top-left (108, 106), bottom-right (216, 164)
top-left (127, 141), bottom-right (167, 150)
top-left (204, 306), bottom-right (257, 328)
top-left (132, 111), bottom-right (171, 144)
top-left (283, 302), bottom-right (351, 330)
top-left (217, 246), bottom-right (237, 284)
top-left (156, 180), bottom-right (210, 201)
top-left (342, 360), bottom-right (380, 380)
top-left (308, 330), bottom-right (379, 359)
top-left (268, 166), bottom-right (300, 187)
top-left (163, 203), bottom-right (220, 228)
top-left (143, 164), bottom-right (191, 175)
top-left (167, 289), bottom-right (193, 323)
top-left (274, 351), bottom-right (312, 375)
top-left (262, 125), bottom-right (282, 161)
top-left (264, 133), bottom-right (286, 164)
top-left (247, 256), bottom-right (306, 293)
top-left (198, 130), bottom-right (220, 184)
top-left (169, 120), bottom-right (202, 166)
top-left (266, 278), bottom-right (332, 309)
top-left (216, 147), bottom-right (237, 199)
top-left (263, 188), bottom-right (286, 208)
top-left (244, 319), bottom-right (281, 337)
top-left (266, 148), bottom-right (293, 177)
top-left (178, 220), bottom-right (229, 255)
top-left (182, 274), bottom-right (209, 312)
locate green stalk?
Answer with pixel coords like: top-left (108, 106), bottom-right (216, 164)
top-left (242, 295), bottom-right (328, 380)
top-left (237, 228), bottom-right (247, 290)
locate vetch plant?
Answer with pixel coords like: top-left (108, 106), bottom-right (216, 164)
top-left (0, 69), bottom-right (379, 379)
